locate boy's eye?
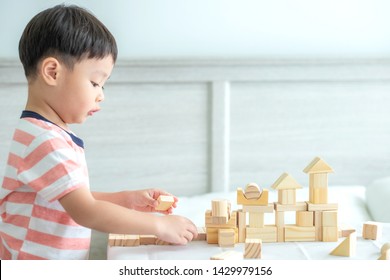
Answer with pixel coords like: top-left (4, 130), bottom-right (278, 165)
top-left (91, 81), bottom-right (105, 90)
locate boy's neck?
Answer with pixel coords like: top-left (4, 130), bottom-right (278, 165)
top-left (25, 84), bottom-right (70, 132)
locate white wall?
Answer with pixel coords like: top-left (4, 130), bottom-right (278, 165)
top-left (1, 0), bottom-right (390, 60)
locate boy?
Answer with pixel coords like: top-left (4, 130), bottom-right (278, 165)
top-left (0, 4), bottom-right (197, 260)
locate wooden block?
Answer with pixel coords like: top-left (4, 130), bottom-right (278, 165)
top-left (275, 211), bottom-right (285, 227)
top-left (206, 228), bottom-right (218, 244)
top-left (322, 211), bottom-right (338, 227)
top-left (242, 204), bottom-right (274, 213)
top-left (114, 234), bottom-right (125, 246)
top-left (212, 199), bottom-right (229, 218)
top-left (244, 183), bottom-right (262, 199)
top-left (155, 195), bottom-right (174, 211)
top-left (314, 211), bottom-right (322, 241)
top-left (248, 212), bottom-right (264, 228)
top-left (284, 225), bottom-right (316, 242)
top-left (124, 234), bottom-right (140, 246)
top-left (303, 157), bottom-right (334, 174)
top-left (274, 202), bottom-right (307, 212)
top-left (211, 216), bottom-right (228, 224)
top-left (237, 210), bottom-right (247, 243)
top-left (362, 221), bottom-right (382, 240)
top-left (378, 250), bottom-right (390, 260)
top-left (338, 226), bottom-right (356, 238)
top-left (156, 239), bottom-right (172, 245)
top-left (210, 250), bottom-right (242, 260)
top-left (218, 228), bottom-right (235, 247)
top-left (108, 233), bottom-right (116, 246)
top-left (206, 210), bottom-right (237, 229)
top-left (193, 227), bottom-right (207, 241)
top-left (278, 189), bottom-right (296, 205)
top-left (307, 202), bottom-right (338, 211)
top-left (246, 226), bottom-right (277, 242)
top-left (277, 227), bottom-right (285, 242)
top-left (378, 243), bottom-right (390, 260)
top-left (311, 186), bottom-right (328, 204)
top-left (237, 188), bottom-right (269, 206)
top-left (322, 226), bottom-right (338, 242)
top-left (244, 238), bottom-right (262, 259)
top-left (139, 235), bottom-right (157, 245)
top-left (330, 232), bottom-right (356, 257)
top-left (296, 211), bottom-right (314, 227)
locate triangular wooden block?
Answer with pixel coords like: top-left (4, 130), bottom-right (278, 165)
top-left (270, 173), bottom-right (302, 190)
top-left (303, 157), bottom-right (334, 174)
top-left (330, 232), bottom-right (356, 257)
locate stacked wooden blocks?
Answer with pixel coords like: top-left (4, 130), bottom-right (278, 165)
top-left (205, 199), bottom-right (238, 247)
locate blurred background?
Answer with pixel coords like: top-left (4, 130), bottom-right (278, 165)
top-left (1, 0), bottom-right (390, 197)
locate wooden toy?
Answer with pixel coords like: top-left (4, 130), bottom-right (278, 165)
top-left (362, 221), bottom-right (382, 240)
top-left (303, 157), bottom-right (334, 204)
top-left (155, 195), bottom-right (175, 211)
top-left (378, 242), bottom-right (390, 260)
top-left (210, 250), bottom-right (242, 260)
top-left (271, 173), bottom-right (302, 205)
top-left (330, 232), bottom-right (356, 257)
top-left (244, 238), bottom-right (262, 259)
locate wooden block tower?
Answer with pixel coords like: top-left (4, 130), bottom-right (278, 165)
top-left (205, 199), bottom-right (238, 246)
top-left (303, 157), bottom-right (338, 242)
top-left (271, 173), bottom-right (315, 242)
top-left (237, 183), bottom-right (275, 243)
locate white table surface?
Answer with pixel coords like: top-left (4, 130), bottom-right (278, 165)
top-left (107, 224), bottom-right (389, 260)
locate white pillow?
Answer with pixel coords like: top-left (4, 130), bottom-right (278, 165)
top-left (366, 177), bottom-right (390, 222)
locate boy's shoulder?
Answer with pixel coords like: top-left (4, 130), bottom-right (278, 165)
top-left (16, 116), bottom-right (83, 149)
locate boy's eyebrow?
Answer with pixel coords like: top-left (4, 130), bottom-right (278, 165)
top-left (93, 70), bottom-right (110, 79)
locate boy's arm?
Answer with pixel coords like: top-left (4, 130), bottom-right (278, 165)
top-left (59, 187), bottom-right (197, 244)
top-left (91, 189), bottom-right (178, 214)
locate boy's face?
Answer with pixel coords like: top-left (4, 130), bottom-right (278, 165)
top-left (53, 56), bottom-right (114, 124)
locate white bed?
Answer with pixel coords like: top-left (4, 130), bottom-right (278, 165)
top-left (105, 185), bottom-right (390, 260)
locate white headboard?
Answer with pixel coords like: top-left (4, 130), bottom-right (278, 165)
top-left (1, 59), bottom-right (390, 196)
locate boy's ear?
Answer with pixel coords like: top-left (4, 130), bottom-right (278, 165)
top-left (40, 57), bottom-right (62, 86)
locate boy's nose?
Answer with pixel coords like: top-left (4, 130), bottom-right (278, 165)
top-left (97, 91), bottom-right (104, 102)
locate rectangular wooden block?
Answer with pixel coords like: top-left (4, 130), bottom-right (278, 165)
top-left (322, 226), bottom-right (338, 242)
top-left (237, 210), bottom-right (247, 243)
top-left (193, 227), bottom-right (207, 241)
top-left (307, 202), bottom-right (338, 211)
top-left (284, 225), bottom-right (316, 242)
top-left (322, 210), bottom-right (338, 227)
top-left (139, 235), bottom-right (157, 245)
top-left (278, 189), bottom-right (296, 205)
top-left (296, 211), bottom-right (314, 227)
top-left (205, 210), bottom-right (237, 228)
top-left (246, 226), bottom-right (277, 242)
top-left (244, 238), bottom-right (262, 259)
top-left (274, 202), bottom-right (307, 212)
top-left (363, 221), bottom-right (382, 240)
top-left (155, 195), bottom-right (174, 211)
top-left (314, 211), bottom-right (323, 241)
top-left (242, 204), bottom-right (274, 213)
top-left (206, 228), bottom-right (218, 244)
top-left (218, 228), bottom-right (235, 247)
top-left (248, 212), bottom-right (264, 228)
top-left (210, 250), bottom-right (242, 260)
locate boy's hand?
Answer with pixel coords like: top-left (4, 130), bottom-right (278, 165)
top-left (155, 215), bottom-right (198, 245)
top-left (125, 189), bottom-right (178, 214)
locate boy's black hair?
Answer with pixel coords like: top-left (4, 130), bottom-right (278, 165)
top-left (19, 4), bottom-right (118, 78)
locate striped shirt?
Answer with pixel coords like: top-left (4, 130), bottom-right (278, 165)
top-left (0, 111), bottom-right (91, 259)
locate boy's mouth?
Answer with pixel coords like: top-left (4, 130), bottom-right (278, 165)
top-left (88, 109), bottom-right (100, 116)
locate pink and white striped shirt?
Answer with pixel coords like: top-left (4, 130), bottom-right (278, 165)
top-left (0, 111), bottom-right (91, 259)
